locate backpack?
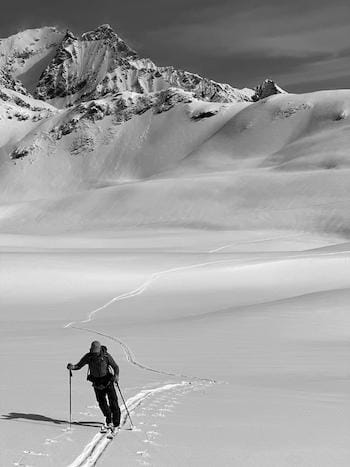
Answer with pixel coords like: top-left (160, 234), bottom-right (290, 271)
top-left (86, 345), bottom-right (114, 383)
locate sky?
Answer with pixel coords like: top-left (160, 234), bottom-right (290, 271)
top-left (1, 0), bottom-right (350, 92)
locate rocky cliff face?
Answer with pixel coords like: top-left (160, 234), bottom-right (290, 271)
top-left (34, 24), bottom-right (255, 108)
top-left (0, 69), bottom-right (28, 95)
top-left (0, 24), bottom-right (284, 116)
top-left (0, 23), bottom-right (288, 190)
top-left (252, 79), bottom-right (286, 101)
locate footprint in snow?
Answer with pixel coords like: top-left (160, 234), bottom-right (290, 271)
top-left (44, 439), bottom-right (58, 445)
top-left (137, 450), bottom-right (150, 458)
top-left (146, 430), bottom-right (160, 438)
top-left (23, 451), bottom-right (49, 457)
top-left (143, 439), bottom-right (160, 446)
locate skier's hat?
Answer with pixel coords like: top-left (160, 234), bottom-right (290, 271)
top-left (90, 341), bottom-right (101, 353)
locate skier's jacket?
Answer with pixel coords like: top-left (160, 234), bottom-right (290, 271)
top-left (74, 346), bottom-right (119, 388)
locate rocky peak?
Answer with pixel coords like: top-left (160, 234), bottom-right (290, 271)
top-left (62, 30), bottom-right (78, 44)
top-left (252, 79), bottom-right (286, 101)
top-left (34, 23), bottom-right (254, 107)
top-left (82, 24), bottom-right (115, 41)
top-left (81, 24), bottom-right (137, 58)
top-left (0, 69), bottom-right (28, 95)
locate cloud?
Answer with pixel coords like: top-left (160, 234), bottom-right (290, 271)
top-left (145, 0), bottom-right (350, 90)
top-left (1, 0), bottom-right (349, 92)
top-left (149, 2), bottom-right (350, 57)
top-left (275, 53), bottom-right (350, 89)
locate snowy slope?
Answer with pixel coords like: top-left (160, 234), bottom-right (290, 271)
top-left (1, 231), bottom-right (349, 466)
top-left (1, 22), bottom-right (350, 467)
top-left (178, 90), bottom-right (350, 171)
top-left (0, 26), bottom-right (65, 93)
top-left (0, 95), bottom-right (249, 202)
top-left (1, 89), bottom-right (350, 237)
top-left (0, 88), bottom-right (56, 152)
top-left (0, 24), bottom-right (349, 238)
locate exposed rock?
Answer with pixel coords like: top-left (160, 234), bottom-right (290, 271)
top-left (0, 69), bottom-right (28, 95)
top-left (82, 24), bottom-right (137, 58)
top-left (0, 86), bottom-right (56, 123)
top-left (191, 110), bottom-right (218, 121)
top-left (252, 79), bottom-right (286, 101)
top-left (0, 27), bottom-right (65, 93)
top-left (34, 24), bottom-right (254, 107)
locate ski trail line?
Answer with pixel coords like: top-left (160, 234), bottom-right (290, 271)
top-left (64, 256), bottom-right (234, 466)
top-left (64, 258), bottom-right (245, 328)
top-left (70, 325), bottom-right (215, 383)
top-left (67, 381), bottom-right (192, 467)
top-left (64, 246), bottom-right (349, 329)
top-left (63, 245), bottom-right (349, 466)
top-left (208, 232), bottom-right (304, 253)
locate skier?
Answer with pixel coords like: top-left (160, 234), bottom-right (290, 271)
top-left (67, 341), bottom-right (121, 432)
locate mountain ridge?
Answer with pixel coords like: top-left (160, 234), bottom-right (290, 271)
top-left (1, 24), bottom-right (349, 238)
top-left (1, 24), bottom-right (284, 107)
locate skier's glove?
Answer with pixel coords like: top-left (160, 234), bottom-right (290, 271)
top-left (67, 363), bottom-right (74, 370)
top-left (114, 375), bottom-right (119, 383)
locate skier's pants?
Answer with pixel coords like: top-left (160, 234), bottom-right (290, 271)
top-left (94, 383), bottom-right (121, 426)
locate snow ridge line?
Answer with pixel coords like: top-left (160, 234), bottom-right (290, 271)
top-left (67, 382), bottom-right (190, 467)
top-left (208, 232), bottom-right (304, 253)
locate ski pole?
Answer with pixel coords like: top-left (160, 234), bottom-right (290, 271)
top-left (69, 369), bottom-right (73, 430)
top-left (116, 381), bottom-right (134, 429)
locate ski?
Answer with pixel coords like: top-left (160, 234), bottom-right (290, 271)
top-left (107, 427), bottom-right (119, 439)
top-left (100, 425), bottom-right (108, 434)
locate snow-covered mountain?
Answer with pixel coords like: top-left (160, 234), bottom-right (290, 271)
top-left (0, 24), bottom-right (349, 236)
top-left (0, 26), bottom-right (65, 93)
top-left (1, 24), bottom-right (255, 108)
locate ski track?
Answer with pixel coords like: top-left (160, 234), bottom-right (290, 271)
top-left (64, 257), bottom-right (248, 328)
top-left (62, 240), bottom-right (349, 466)
top-left (64, 246), bottom-right (349, 330)
top-left (63, 256), bottom-right (233, 466)
top-left (208, 232), bottom-right (304, 253)
top-left (67, 382), bottom-right (192, 467)
top-left (70, 325), bottom-right (215, 384)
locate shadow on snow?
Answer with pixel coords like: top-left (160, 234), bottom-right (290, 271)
top-left (1, 412), bottom-right (101, 428)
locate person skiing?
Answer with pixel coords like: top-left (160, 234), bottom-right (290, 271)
top-left (67, 341), bottom-right (121, 431)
